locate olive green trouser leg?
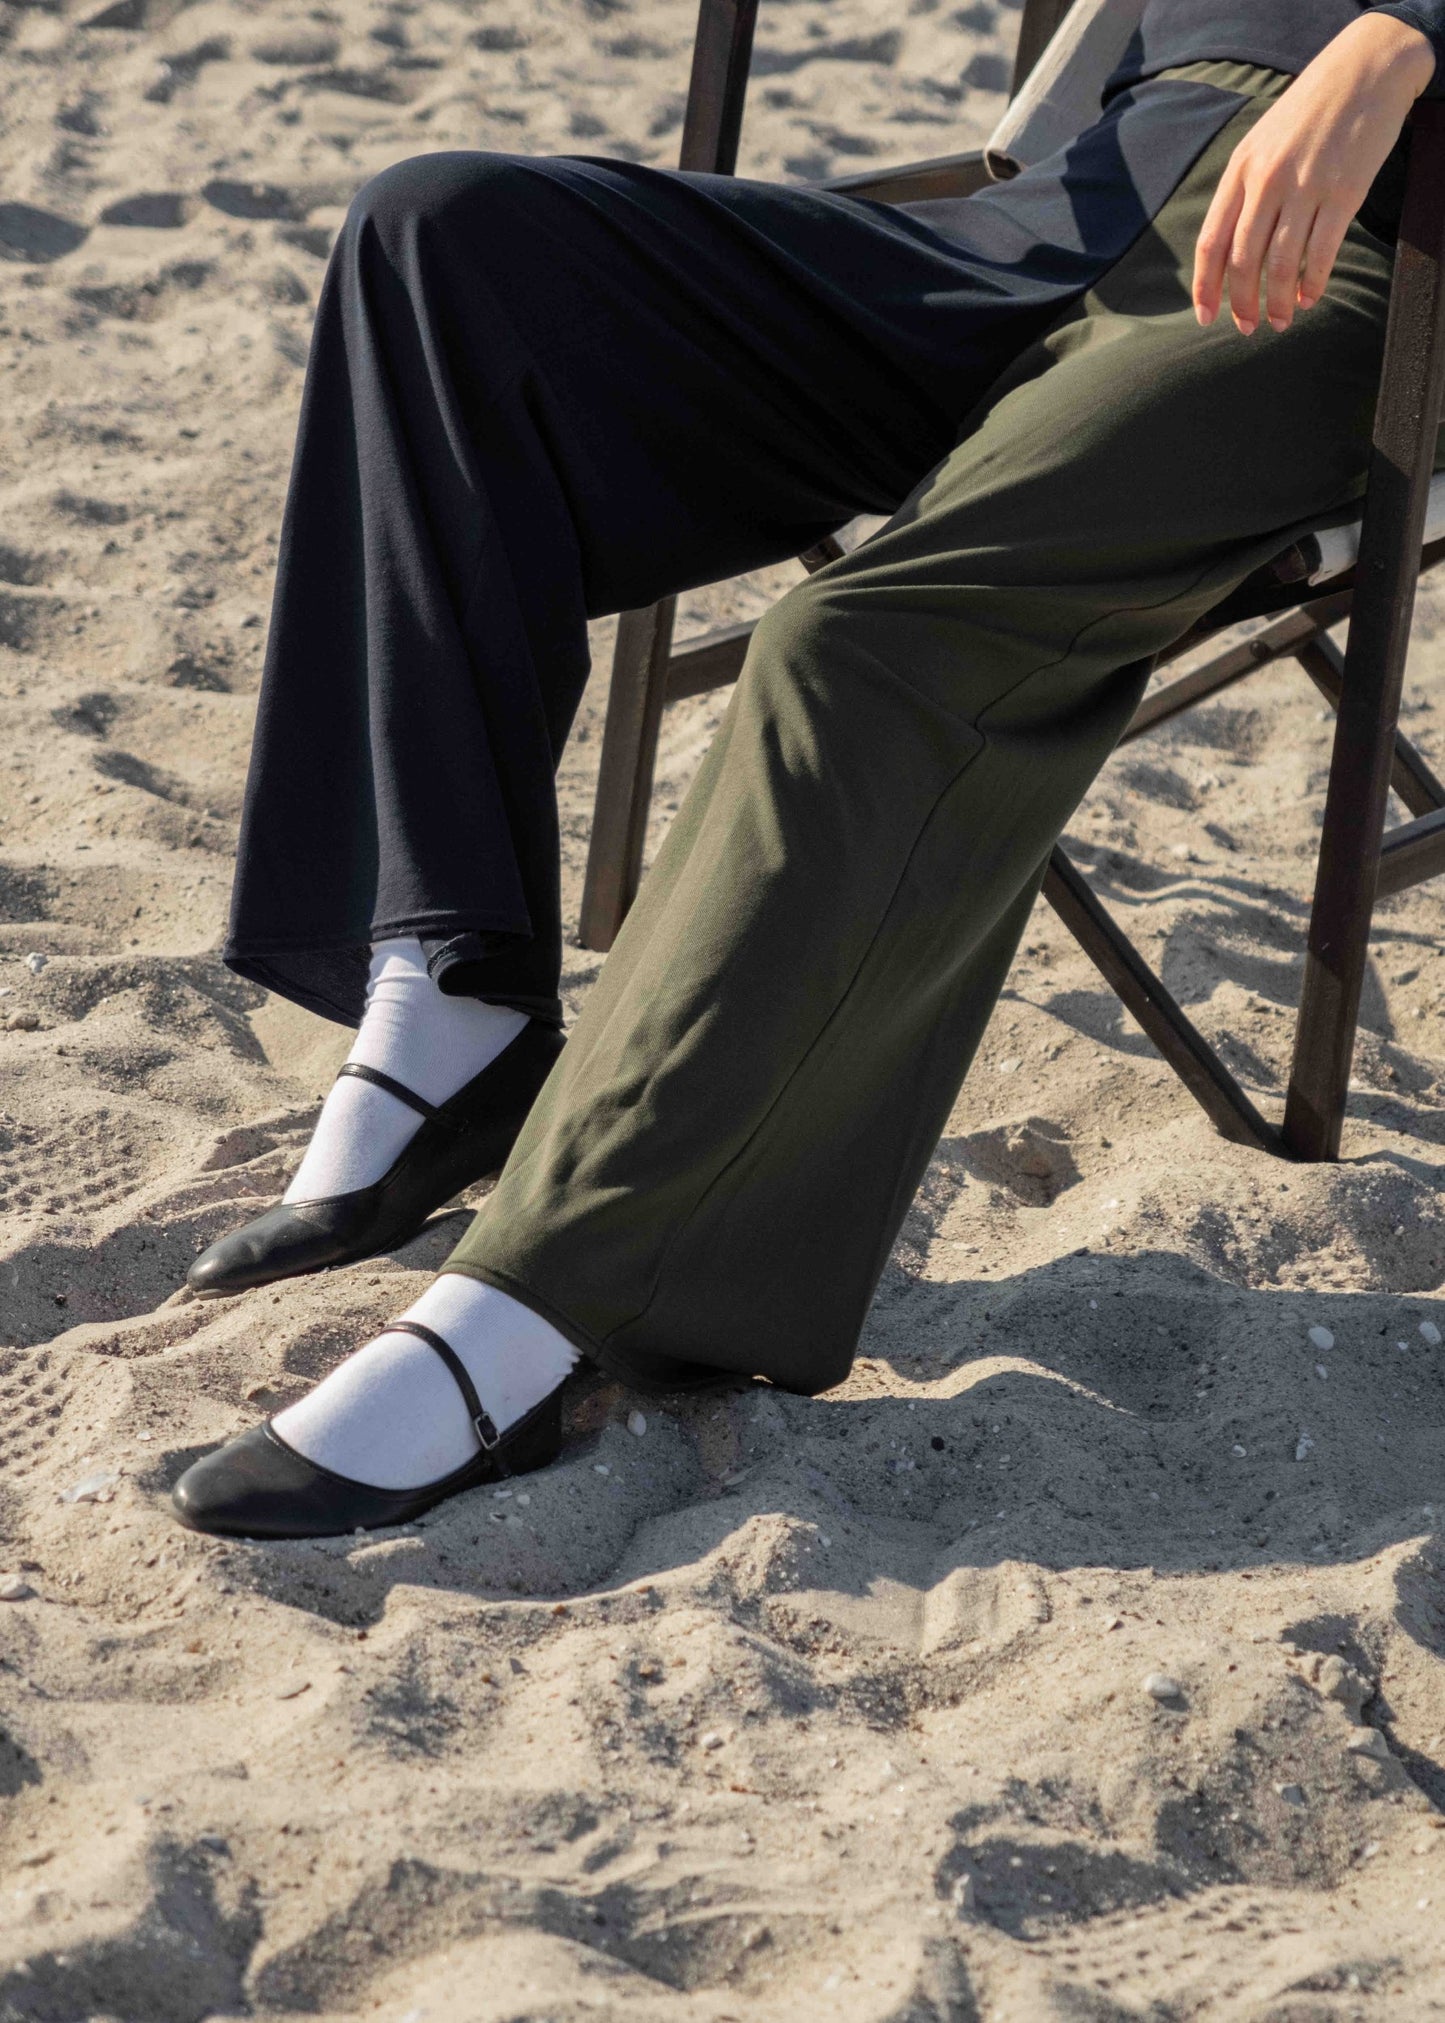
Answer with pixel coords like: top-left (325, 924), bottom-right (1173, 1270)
top-left (446, 108), bottom-right (1397, 1396)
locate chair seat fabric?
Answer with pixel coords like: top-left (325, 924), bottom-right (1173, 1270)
top-left (1308, 468), bottom-right (1445, 581)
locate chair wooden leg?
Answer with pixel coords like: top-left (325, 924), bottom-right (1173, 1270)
top-left (1010, 0), bottom-right (1079, 96)
top-left (678, 0), bottom-right (760, 174)
top-left (577, 0), bottom-right (760, 952)
top-left (1283, 101), bottom-right (1445, 1160)
top-left (578, 600), bottom-right (678, 952)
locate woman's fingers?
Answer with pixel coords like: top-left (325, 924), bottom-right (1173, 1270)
top-left (1263, 198), bottom-right (1316, 330)
top-left (1298, 200), bottom-right (1352, 311)
top-left (1225, 185), bottom-right (1285, 335)
top-left (1193, 167), bottom-right (1245, 325)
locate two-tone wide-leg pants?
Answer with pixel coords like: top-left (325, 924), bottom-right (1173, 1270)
top-left (226, 63), bottom-right (1401, 1392)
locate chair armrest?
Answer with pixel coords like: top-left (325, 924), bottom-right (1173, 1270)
top-left (818, 149), bottom-right (993, 204)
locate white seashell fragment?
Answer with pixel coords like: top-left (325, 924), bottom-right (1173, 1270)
top-left (60, 1470), bottom-right (119, 1504)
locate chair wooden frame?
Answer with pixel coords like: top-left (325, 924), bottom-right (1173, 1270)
top-left (578, 0), bottom-right (1445, 1164)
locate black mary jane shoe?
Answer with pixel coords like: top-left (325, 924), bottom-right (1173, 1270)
top-left (171, 1320), bottom-right (566, 1539)
top-left (187, 1020), bottom-right (565, 1299)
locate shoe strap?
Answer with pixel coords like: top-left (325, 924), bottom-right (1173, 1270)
top-left (336, 1061), bottom-right (440, 1122)
top-left (383, 1319), bottom-right (505, 1457)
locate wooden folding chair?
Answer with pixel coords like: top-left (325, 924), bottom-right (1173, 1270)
top-left (577, 0), bottom-right (1445, 1165)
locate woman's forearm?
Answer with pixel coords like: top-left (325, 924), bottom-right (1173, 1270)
top-left (1193, 11), bottom-right (1437, 335)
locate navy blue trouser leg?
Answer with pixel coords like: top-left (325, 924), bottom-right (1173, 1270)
top-left (220, 151), bottom-right (1063, 1028)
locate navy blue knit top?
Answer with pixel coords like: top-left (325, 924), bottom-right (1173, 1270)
top-left (1107, 1), bottom-right (1445, 96)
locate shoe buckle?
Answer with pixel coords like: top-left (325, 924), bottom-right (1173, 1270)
top-left (474, 1410), bottom-right (502, 1453)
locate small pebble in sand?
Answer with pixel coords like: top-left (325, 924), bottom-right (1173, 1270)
top-left (59, 1470), bottom-right (119, 1504)
top-left (1295, 1432), bottom-right (1315, 1462)
top-left (1143, 1673), bottom-right (1181, 1701)
top-left (593, 1464), bottom-right (610, 1477)
top-left (276, 1681), bottom-right (310, 1700)
top-left (1420, 1321), bottom-right (1442, 1347)
top-left (951, 1874), bottom-right (977, 1913)
top-left (1307, 1325), bottom-right (1334, 1352)
top-left (1274, 1782), bottom-right (1306, 1805)
top-left (1315, 1364), bottom-right (1328, 1380)
top-left (0, 1576), bottom-right (34, 1601)
top-left (24, 952), bottom-right (47, 975)
top-left (699, 1730), bottom-right (726, 1751)
top-left (1231, 1444), bottom-right (1247, 1458)
top-left (627, 1410), bottom-right (647, 1437)
top-left (4, 1011), bottom-right (39, 1032)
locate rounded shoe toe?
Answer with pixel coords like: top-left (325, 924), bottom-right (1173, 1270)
top-left (171, 1424), bottom-right (328, 1538)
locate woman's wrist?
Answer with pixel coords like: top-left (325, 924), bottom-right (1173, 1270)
top-left (1339, 11), bottom-right (1438, 105)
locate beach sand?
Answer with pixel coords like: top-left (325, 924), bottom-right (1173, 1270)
top-left (4, 1), bottom-right (1445, 2015)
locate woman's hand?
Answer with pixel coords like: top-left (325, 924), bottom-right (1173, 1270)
top-left (1193, 12), bottom-right (1436, 335)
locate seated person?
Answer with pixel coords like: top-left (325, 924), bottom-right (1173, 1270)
top-left (173, 2), bottom-right (1443, 1536)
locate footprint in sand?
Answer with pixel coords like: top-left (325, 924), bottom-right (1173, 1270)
top-left (276, 223), bottom-right (334, 261)
top-left (202, 178), bottom-right (310, 223)
top-left (0, 203), bottom-right (88, 264)
top-left (250, 29), bottom-right (341, 66)
top-left (53, 490), bottom-right (130, 527)
top-left (99, 192), bottom-right (198, 229)
top-left (144, 37), bottom-right (231, 104)
top-left (298, 65), bottom-right (416, 104)
top-left (752, 29), bottom-right (904, 78)
top-left (56, 96), bottom-right (106, 138)
top-left (963, 49), bottom-right (1012, 91)
top-left (69, 260), bottom-right (214, 324)
top-left (165, 654), bottom-right (231, 694)
top-left (82, 0), bottom-right (190, 28)
top-left (0, 1349), bottom-right (75, 1485)
top-left (470, 24), bottom-right (531, 52)
top-left (0, 545), bottom-right (51, 589)
top-left (52, 690), bottom-right (122, 738)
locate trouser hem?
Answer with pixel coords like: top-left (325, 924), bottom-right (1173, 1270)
top-left (223, 915), bottom-right (565, 1030)
top-left (442, 1261), bottom-right (730, 1393)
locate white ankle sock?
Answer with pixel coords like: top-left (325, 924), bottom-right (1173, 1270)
top-left (272, 1274), bottom-right (579, 1489)
top-left (284, 937), bottom-right (529, 1203)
